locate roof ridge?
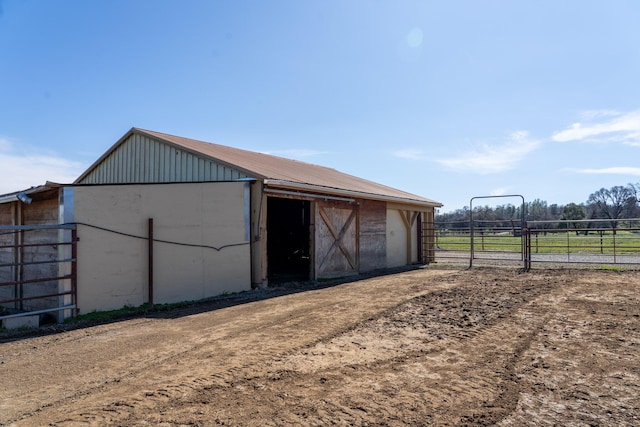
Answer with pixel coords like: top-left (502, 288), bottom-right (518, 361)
top-left (135, 128), bottom-right (340, 171)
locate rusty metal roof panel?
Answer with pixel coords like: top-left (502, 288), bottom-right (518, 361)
top-left (76, 128), bottom-right (442, 207)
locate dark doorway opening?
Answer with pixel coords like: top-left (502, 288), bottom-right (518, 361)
top-left (267, 197), bottom-right (311, 284)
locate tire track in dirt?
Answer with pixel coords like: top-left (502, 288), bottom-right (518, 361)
top-left (132, 271), bottom-right (561, 426)
top-left (498, 276), bottom-right (640, 426)
top-left (3, 269), bottom-right (456, 426)
top-left (5, 269), bottom-right (638, 426)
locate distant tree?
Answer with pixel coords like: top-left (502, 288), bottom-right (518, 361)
top-left (559, 203), bottom-right (586, 235)
top-left (587, 186), bottom-right (634, 232)
top-left (626, 182), bottom-right (640, 218)
top-left (527, 199), bottom-right (549, 224)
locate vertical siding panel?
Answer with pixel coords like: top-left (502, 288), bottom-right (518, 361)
top-left (148, 138), bottom-right (154, 182)
top-left (133, 137), bottom-right (138, 181)
top-left (131, 136), bottom-right (136, 182)
top-left (121, 141), bottom-right (127, 183)
top-left (153, 141), bottom-right (158, 181)
top-left (126, 137), bottom-right (132, 182)
top-left (172, 146), bottom-right (177, 181)
top-left (136, 136), bottom-right (142, 183)
top-left (76, 134), bottom-right (249, 184)
top-left (168, 146), bottom-right (174, 181)
top-left (144, 136), bottom-right (150, 182)
top-left (187, 155), bottom-right (193, 181)
top-left (174, 147), bottom-right (179, 181)
top-left (164, 144), bottom-right (170, 182)
top-left (125, 137), bottom-right (131, 182)
top-left (130, 137), bottom-right (135, 181)
top-left (140, 136), bottom-right (146, 182)
top-left (112, 142), bottom-right (119, 182)
top-left (110, 146), bottom-right (114, 183)
top-left (204, 161), bottom-right (211, 181)
top-left (142, 136), bottom-right (148, 182)
top-left (157, 143), bottom-right (163, 182)
top-left (160, 144), bottom-right (166, 182)
top-left (122, 138), bottom-right (127, 183)
top-left (115, 144), bottom-right (124, 182)
top-left (107, 146), bottom-right (113, 183)
top-left (118, 139), bottom-right (123, 183)
top-left (109, 145), bottom-right (115, 183)
top-left (148, 137), bottom-right (154, 182)
top-left (171, 147), bottom-right (177, 181)
top-left (181, 151), bottom-right (187, 181)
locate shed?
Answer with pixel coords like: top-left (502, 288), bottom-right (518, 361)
top-left (76, 128), bottom-right (442, 283)
top-left (1, 127), bottom-right (441, 320)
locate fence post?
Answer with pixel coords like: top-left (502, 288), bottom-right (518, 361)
top-left (71, 227), bottom-right (78, 316)
top-left (148, 218), bottom-right (154, 306)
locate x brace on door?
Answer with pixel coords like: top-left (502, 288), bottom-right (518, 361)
top-left (318, 206), bottom-right (358, 271)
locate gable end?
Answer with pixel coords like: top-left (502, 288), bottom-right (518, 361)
top-left (77, 133), bottom-right (252, 184)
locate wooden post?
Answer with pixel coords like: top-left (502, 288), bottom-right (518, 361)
top-left (71, 227), bottom-right (78, 314)
top-left (148, 218), bottom-right (154, 305)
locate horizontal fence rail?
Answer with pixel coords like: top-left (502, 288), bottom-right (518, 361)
top-left (434, 218), bottom-right (640, 269)
top-left (524, 218), bottom-right (640, 269)
top-left (0, 224), bottom-right (78, 323)
top-left (434, 219), bottom-right (526, 268)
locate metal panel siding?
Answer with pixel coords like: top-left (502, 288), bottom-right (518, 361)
top-left (78, 134), bottom-right (251, 184)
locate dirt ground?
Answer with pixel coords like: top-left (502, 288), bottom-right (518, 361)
top-left (1, 267), bottom-right (639, 426)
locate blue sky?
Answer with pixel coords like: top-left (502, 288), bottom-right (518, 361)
top-left (1, 1), bottom-right (639, 212)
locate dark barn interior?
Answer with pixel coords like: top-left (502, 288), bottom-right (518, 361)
top-left (267, 197), bottom-right (311, 283)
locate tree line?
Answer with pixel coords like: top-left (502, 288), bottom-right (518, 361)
top-left (436, 182), bottom-right (640, 231)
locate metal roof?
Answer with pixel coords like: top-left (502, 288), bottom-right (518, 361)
top-left (76, 128), bottom-right (442, 207)
top-left (0, 182), bottom-right (62, 205)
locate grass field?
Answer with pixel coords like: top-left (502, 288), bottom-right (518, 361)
top-left (436, 230), bottom-right (640, 254)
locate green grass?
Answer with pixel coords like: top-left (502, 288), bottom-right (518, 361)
top-left (64, 301), bottom-right (192, 324)
top-left (436, 231), bottom-right (640, 254)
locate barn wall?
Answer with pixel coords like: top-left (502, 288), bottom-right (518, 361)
top-left (386, 208), bottom-right (422, 267)
top-left (71, 182), bottom-right (251, 313)
top-left (358, 199), bottom-right (386, 272)
top-left (0, 203), bottom-right (15, 309)
top-left (78, 133), bottom-right (251, 184)
top-left (386, 209), bottom-right (408, 268)
top-left (250, 182), bottom-right (268, 287)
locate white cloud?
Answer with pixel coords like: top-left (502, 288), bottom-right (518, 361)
top-left (436, 131), bottom-right (541, 174)
top-left (0, 137), bottom-right (84, 194)
top-left (552, 110), bottom-right (640, 146)
top-left (568, 166), bottom-right (640, 176)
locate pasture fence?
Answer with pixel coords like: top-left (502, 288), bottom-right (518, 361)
top-left (433, 217), bottom-right (640, 269)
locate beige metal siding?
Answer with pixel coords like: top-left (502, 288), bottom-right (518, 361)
top-left (79, 133), bottom-right (251, 184)
top-left (72, 182), bottom-right (251, 313)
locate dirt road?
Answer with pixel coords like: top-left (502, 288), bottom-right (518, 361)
top-left (1, 267), bottom-right (639, 426)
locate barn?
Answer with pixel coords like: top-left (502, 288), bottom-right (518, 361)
top-left (1, 128), bottom-right (441, 323)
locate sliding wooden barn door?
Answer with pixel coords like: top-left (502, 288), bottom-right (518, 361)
top-left (315, 200), bottom-right (358, 279)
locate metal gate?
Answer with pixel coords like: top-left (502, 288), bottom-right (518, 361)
top-left (433, 195), bottom-right (528, 269)
top-left (524, 218), bottom-right (640, 269)
top-left (0, 224), bottom-right (78, 324)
